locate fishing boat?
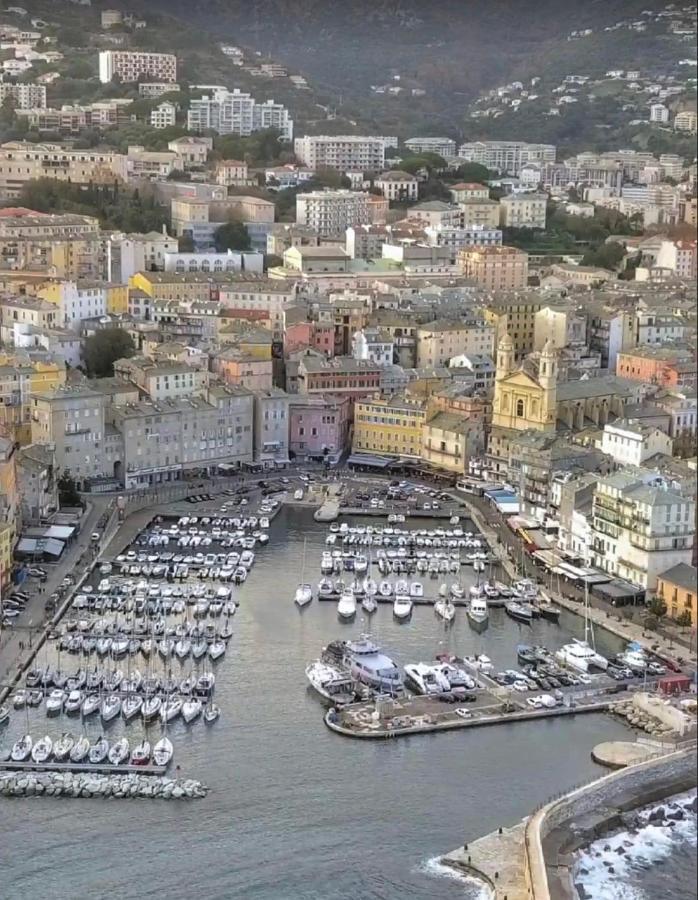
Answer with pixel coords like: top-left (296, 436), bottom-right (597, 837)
top-left (31, 735), bottom-right (53, 763)
top-left (393, 595), bottom-right (413, 620)
top-left (467, 595), bottom-right (489, 630)
top-left (337, 589), bottom-right (356, 621)
top-left (434, 597), bottom-right (455, 623)
top-left (153, 736), bottom-right (174, 767)
top-left (11, 734), bottom-right (32, 762)
top-left (108, 737), bottom-right (130, 766)
top-left (88, 736), bottom-right (109, 765)
top-left (131, 740), bottom-right (151, 766)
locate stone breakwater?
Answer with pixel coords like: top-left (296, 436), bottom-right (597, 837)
top-left (0, 771), bottom-right (208, 800)
top-left (608, 698), bottom-right (682, 736)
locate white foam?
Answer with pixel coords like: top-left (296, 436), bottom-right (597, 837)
top-left (419, 856), bottom-right (493, 898)
top-left (574, 790), bottom-right (697, 900)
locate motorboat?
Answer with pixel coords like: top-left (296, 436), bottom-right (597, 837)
top-left (517, 644), bottom-right (538, 665)
top-left (88, 736), bottom-right (110, 765)
top-left (46, 689), bottom-right (65, 715)
top-left (361, 594), bottom-right (378, 614)
top-left (467, 596), bottom-right (489, 629)
top-left (393, 596), bottom-right (413, 620)
top-left (203, 703), bottom-right (221, 724)
top-left (450, 583), bottom-right (465, 599)
top-left (409, 581), bottom-right (424, 599)
top-left (318, 577), bottom-right (334, 598)
top-left (131, 740), bottom-right (151, 766)
top-left (11, 734), bottom-right (32, 762)
top-left (153, 736), bottom-right (174, 767)
top-left (337, 590), bottom-right (356, 621)
top-left (555, 639), bottom-right (608, 673)
top-left (505, 601), bottom-right (534, 624)
top-left (31, 735), bottom-right (53, 763)
top-left (27, 690), bottom-right (43, 707)
top-left (618, 647), bottom-right (647, 673)
top-left (69, 736), bottom-right (90, 763)
top-left (343, 637), bottom-right (403, 693)
top-left (305, 661), bottom-right (355, 705)
top-left (434, 662), bottom-right (475, 691)
top-left (108, 737), bottom-right (130, 766)
top-left (434, 598), bottom-right (455, 623)
top-left (182, 698), bottom-right (202, 723)
top-left (354, 554), bottom-right (368, 574)
top-left (122, 695), bottom-right (143, 721)
top-left (294, 584), bottom-right (313, 608)
top-left (12, 690), bottom-right (27, 709)
top-left (465, 654), bottom-right (493, 674)
top-left (378, 580), bottom-right (393, 598)
top-left (404, 662), bottom-right (450, 695)
top-left (53, 733), bottom-right (75, 762)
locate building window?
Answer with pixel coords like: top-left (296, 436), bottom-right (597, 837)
top-left (516, 399), bottom-right (525, 417)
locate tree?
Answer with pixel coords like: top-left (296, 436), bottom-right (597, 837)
top-left (214, 221), bottom-right (251, 253)
top-left (675, 610), bottom-right (693, 628)
top-left (57, 471), bottom-right (82, 507)
top-left (450, 162), bottom-right (490, 184)
top-left (647, 597), bottom-right (667, 619)
top-left (82, 328), bottom-right (135, 377)
top-left (581, 241), bottom-right (626, 270)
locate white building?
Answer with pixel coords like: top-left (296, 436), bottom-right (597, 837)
top-left (167, 136), bottom-right (212, 167)
top-left (50, 281), bottom-right (107, 330)
top-left (424, 224), bottom-right (502, 253)
top-left (163, 249), bottom-right (264, 274)
top-left (352, 328), bottom-right (393, 366)
top-left (499, 192), bottom-right (547, 229)
top-left (601, 419), bottom-right (673, 466)
top-left (674, 110), bottom-right (697, 133)
top-left (215, 159), bottom-right (248, 186)
top-left (107, 230), bottom-right (179, 282)
top-left (458, 140), bottom-right (556, 175)
top-left (294, 135), bottom-right (387, 172)
top-left (591, 470), bottom-right (696, 593)
top-left (187, 88), bottom-right (293, 141)
top-left (374, 170), bottom-right (419, 201)
top-left (98, 50), bottom-right (177, 84)
top-left (0, 81), bottom-right (46, 109)
top-left (139, 82), bottom-right (181, 99)
top-left (296, 189), bottom-right (375, 237)
top-left (404, 137), bottom-right (456, 157)
top-left (150, 101), bottom-right (176, 130)
top-left (649, 103), bottom-right (670, 123)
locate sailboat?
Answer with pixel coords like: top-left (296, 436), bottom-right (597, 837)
top-left (153, 736), bottom-right (174, 767)
top-left (295, 538), bottom-right (313, 607)
top-left (555, 583), bottom-right (608, 672)
top-left (434, 596), bottom-right (455, 623)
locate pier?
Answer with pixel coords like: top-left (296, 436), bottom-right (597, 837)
top-left (0, 760), bottom-right (167, 776)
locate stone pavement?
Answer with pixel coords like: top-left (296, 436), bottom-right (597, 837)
top-left (442, 821), bottom-right (528, 900)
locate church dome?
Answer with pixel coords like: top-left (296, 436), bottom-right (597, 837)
top-left (498, 333), bottom-right (514, 350)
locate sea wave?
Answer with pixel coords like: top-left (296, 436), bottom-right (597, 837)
top-left (419, 856), bottom-right (493, 898)
top-left (574, 790), bottom-right (697, 900)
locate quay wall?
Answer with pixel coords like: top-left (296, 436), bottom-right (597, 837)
top-left (524, 747), bottom-right (698, 899)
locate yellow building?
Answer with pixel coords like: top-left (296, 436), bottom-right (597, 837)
top-left (105, 284), bottom-right (129, 315)
top-left (483, 295), bottom-right (545, 359)
top-left (353, 394), bottom-right (426, 459)
top-left (0, 356), bottom-right (65, 444)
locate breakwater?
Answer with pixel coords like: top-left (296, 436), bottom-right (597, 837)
top-left (0, 770), bottom-right (208, 799)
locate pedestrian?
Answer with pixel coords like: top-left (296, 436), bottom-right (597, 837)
top-left (18, 640), bottom-right (23, 651)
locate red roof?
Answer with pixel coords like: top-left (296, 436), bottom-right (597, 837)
top-left (0, 207), bottom-right (46, 217)
top-left (451, 182), bottom-right (487, 190)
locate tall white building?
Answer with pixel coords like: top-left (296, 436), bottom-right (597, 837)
top-left (404, 137), bottom-right (456, 157)
top-left (187, 89), bottom-right (293, 141)
top-left (295, 190), bottom-right (374, 237)
top-left (649, 103), bottom-right (670, 123)
top-left (294, 135), bottom-right (387, 172)
top-left (99, 50), bottom-right (177, 84)
top-left (0, 82), bottom-right (46, 109)
top-left (457, 141), bottom-right (556, 175)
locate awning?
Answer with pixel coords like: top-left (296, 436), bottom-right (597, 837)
top-left (15, 537), bottom-right (65, 558)
top-left (25, 525), bottom-right (76, 540)
top-left (592, 579), bottom-right (644, 600)
top-left (346, 453), bottom-right (395, 469)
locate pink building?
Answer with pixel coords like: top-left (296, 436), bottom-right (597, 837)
top-left (288, 394), bottom-right (351, 462)
top-left (285, 320), bottom-right (334, 357)
top-left (213, 348), bottom-right (273, 391)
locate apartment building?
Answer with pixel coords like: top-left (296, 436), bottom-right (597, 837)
top-left (295, 190), bottom-right (375, 237)
top-left (353, 394), bottom-right (427, 459)
top-left (0, 436), bottom-right (19, 589)
top-left (0, 209), bottom-right (101, 279)
top-left (297, 355), bottom-right (381, 399)
top-left (352, 328), bottom-right (394, 366)
top-left (424, 224), bottom-right (502, 257)
top-left (168, 136), bottom-right (213, 167)
top-left (450, 182), bottom-right (489, 203)
top-left (586, 305), bottom-right (637, 371)
top-left (407, 201), bottom-right (463, 229)
top-left (657, 563), bottom-right (697, 626)
top-left (188, 88), bottom-right (293, 141)
top-left (253, 388), bottom-right (289, 468)
top-left (294, 135), bottom-right (387, 172)
top-left (139, 82), bottom-right (182, 99)
top-left (219, 279), bottom-right (296, 340)
top-left (591, 470), bottom-right (696, 593)
top-left (674, 110), bottom-right (697, 133)
top-left (655, 387), bottom-right (697, 456)
top-left (150, 102), bottom-right (177, 130)
top-left (30, 384), bottom-right (106, 487)
top-left (16, 442), bottom-right (57, 524)
top-left (533, 305), bottom-right (586, 352)
top-left (216, 159), bottom-right (249, 186)
top-left (38, 280), bottom-right (107, 330)
top-left (288, 394), bottom-right (351, 462)
top-left (422, 409), bottom-right (484, 475)
top-left (416, 318), bottom-right (495, 368)
top-left (458, 198), bottom-right (501, 228)
top-left (458, 246), bottom-right (529, 291)
top-left (457, 141), bottom-right (556, 175)
top-left (106, 230), bottom-right (179, 282)
top-left (114, 356), bottom-right (208, 401)
top-left (0, 82), bottom-right (46, 109)
top-left (483, 294), bottom-right (545, 359)
top-left (404, 137), bottom-right (456, 157)
top-left (601, 419), bottom-right (673, 466)
top-left (0, 142), bottom-right (127, 197)
top-left (499, 192), bottom-right (547, 229)
top-left (617, 346), bottom-right (696, 389)
top-left (16, 99), bottom-right (134, 133)
top-left (98, 50), bottom-right (177, 84)
top-left (374, 171), bottom-right (419, 201)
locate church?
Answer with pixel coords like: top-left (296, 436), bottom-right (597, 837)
top-left (487, 333), bottom-right (650, 475)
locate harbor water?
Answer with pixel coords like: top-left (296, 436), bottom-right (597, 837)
top-left (0, 507), bottom-right (674, 899)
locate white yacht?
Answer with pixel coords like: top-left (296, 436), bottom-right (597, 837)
top-left (343, 637), bottom-right (403, 693)
top-left (305, 661), bottom-right (355, 705)
top-left (318, 577), bottom-right (334, 598)
top-left (337, 590), bottom-right (357, 621)
top-left (404, 662), bottom-right (450, 695)
top-left (434, 597), bottom-right (455, 623)
top-left (409, 581), bottom-right (424, 599)
top-left (467, 596), bottom-right (489, 628)
top-left (555, 639), bottom-right (608, 673)
top-left (393, 595), bottom-right (413, 620)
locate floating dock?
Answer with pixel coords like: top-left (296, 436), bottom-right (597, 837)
top-left (0, 760), bottom-right (167, 775)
